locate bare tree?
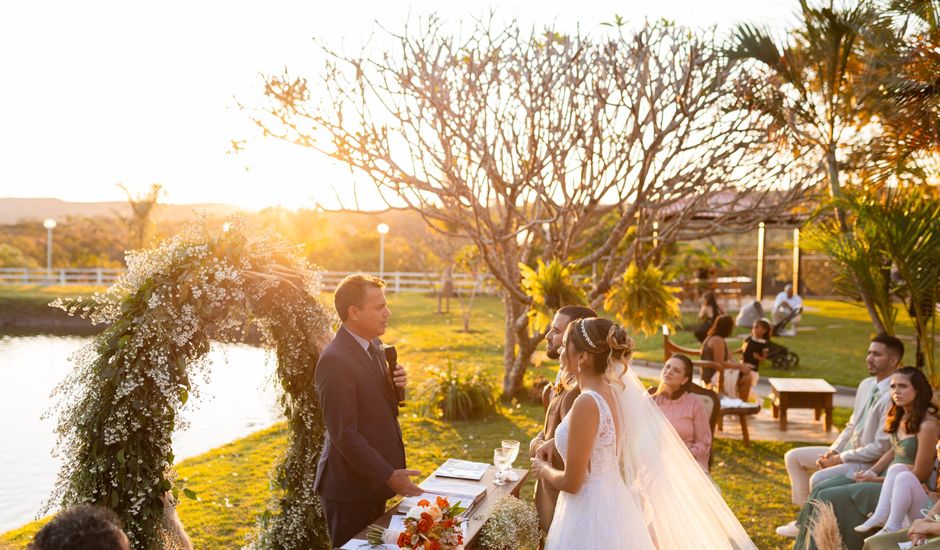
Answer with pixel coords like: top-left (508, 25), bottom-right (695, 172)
top-left (252, 16), bottom-right (818, 396)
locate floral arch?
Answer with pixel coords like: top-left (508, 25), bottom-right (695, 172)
top-left (52, 220), bottom-right (334, 549)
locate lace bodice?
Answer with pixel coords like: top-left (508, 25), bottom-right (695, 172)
top-left (555, 389), bottom-right (621, 479)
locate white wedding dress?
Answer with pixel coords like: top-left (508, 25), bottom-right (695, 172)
top-left (545, 389), bottom-right (655, 550)
top-left (546, 366), bottom-right (758, 550)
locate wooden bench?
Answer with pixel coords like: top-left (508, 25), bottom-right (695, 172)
top-left (663, 330), bottom-right (760, 446)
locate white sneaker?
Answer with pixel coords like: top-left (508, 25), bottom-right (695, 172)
top-left (775, 521), bottom-right (799, 538)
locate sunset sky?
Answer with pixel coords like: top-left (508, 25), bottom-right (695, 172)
top-left (0, 0), bottom-right (793, 211)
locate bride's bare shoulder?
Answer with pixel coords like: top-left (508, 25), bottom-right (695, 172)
top-left (569, 392), bottom-right (601, 420)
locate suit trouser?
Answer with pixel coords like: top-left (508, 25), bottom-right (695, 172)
top-left (322, 498), bottom-right (386, 547)
top-left (784, 445), bottom-right (869, 505)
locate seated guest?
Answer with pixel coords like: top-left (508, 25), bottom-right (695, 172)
top-left (28, 505), bottom-right (129, 550)
top-left (741, 319), bottom-right (771, 368)
top-left (700, 315), bottom-right (753, 400)
top-left (772, 284), bottom-right (803, 336)
top-left (855, 446), bottom-right (940, 536)
top-left (852, 367), bottom-right (940, 535)
top-left (735, 300), bottom-right (765, 328)
top-left (737, 319), bottom-right (771, 397)
top-left (862, 498), bottom-right (940, 549)
top-left (694, 292), bottom-right (723, 343)
top-left (28, 495), bottom-right (193, 550)
top-left (792, 366), bottom-right (939, 550)
top-left (776, 335), bottom-right (901, 539)
top-left (652, 354), bottom-right (713, 473)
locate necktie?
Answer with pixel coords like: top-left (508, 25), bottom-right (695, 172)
top-left (368, 344), bottom-right (393, 389)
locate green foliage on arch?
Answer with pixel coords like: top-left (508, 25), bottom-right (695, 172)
top-left (51, 219), bottom-right (334, 549)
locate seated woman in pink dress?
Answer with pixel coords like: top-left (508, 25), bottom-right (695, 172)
top-left (651, 354), bottom-right (713, 472)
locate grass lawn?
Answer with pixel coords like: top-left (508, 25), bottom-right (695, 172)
top-left (632, 298), bottom-right (921, 388)
top-left (1, 423), bottom-right (812, 550)
top-left (0, 291), bottom-right (892, 548)
top-left (0, 284), bottom-right (102, 306)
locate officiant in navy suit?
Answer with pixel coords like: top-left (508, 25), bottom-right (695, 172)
top-left (315, 274), bottom-right (423, 547)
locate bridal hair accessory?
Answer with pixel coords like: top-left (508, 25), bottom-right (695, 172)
top-left (579, 321), bottom-right (596, 349)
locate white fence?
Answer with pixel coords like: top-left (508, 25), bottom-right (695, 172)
top-left (0, 267), bottom-right (125, 286)
top-left (0, 267), bottom-right (494, 294)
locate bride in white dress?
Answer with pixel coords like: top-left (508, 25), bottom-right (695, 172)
top-left (531, 317), bottom-right (757, 550)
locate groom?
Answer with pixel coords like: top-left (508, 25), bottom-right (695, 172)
top-left (315, 274), bottom-right (423, 546)
top-left (528, 305), bottom-right (597, 534)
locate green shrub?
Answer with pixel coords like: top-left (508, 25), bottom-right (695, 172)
top-left (519, 258), bottom-right (587, 332)
top-left (416, 363), bottom-right (499, 420)
top-left (604, 261), bottom-right (681, 336)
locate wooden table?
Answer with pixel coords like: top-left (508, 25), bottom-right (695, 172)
top-left (769, 377), bottom-right (837, 431)
top-left (349, 466), bottom-right (530, 549)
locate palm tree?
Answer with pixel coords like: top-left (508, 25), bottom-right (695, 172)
top-left (858, 0), bottom-right (940, 179)
top-left (117, 183), bottom-right (164, 250)
top-left (729, 0), bottom-right (891, 332)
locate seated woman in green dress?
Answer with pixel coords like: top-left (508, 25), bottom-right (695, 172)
top-left (794, 367), bottom-right (940, 550)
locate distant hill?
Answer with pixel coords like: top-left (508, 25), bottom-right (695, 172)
top-left (0, 198), bottom-right (245, 224)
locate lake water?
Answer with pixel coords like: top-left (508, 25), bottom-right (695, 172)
top-left (0, 334), bottom-right (283, 533)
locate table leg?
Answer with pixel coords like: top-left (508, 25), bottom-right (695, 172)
top-left (779, 394), bottom-right (788, 431)
top-left (824, 394), bottom-right (833, 432)
top-left (739, 413), bottom-right (750, 447)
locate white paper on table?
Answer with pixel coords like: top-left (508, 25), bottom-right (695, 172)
top-left (339, 538), bottom-right (393, 549)
top-left (388, 514), bottom-right (406, 532)
top-left (433, 458), bottom-right (490, 481)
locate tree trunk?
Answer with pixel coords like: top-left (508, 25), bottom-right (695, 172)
top-left (825, 150), bottom-right (889, 335)
top-left (500, 294), bottom-right (543, 398)
top-left (462, 279), bottom-right (479, 332)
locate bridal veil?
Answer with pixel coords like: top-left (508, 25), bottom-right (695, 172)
top-left (615, 365), bottom-right (757, 550)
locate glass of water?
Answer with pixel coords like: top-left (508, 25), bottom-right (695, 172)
top-left (501, 440), bottom-right (520, 481)
top-left (493, 448), bottom-right (512, 486)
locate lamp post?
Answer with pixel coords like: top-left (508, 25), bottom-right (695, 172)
top-left (43, 218), bottom-right (57, 277)
top-left (377, 223), bottom-right (390, 278)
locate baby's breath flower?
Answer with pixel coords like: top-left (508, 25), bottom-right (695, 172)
top-left (46, 217), bottom-right (336, 549)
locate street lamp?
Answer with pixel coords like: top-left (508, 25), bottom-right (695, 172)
top-left (43, 218), bottom-right (57, 276)
top-left (376, 223), bottom-right (390, 278)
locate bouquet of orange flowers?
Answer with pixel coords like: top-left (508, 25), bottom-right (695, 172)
top-left (367, 496), bottom-right (466, 549)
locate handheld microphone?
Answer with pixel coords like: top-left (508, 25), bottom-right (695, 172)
top-left (384, 345), bottom-right (406, 405)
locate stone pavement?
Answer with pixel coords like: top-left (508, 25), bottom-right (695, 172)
top-left (631, 360), bottom-right (857, 445)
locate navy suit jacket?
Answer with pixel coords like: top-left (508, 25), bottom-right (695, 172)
top-left (314, 326), bottom-right (406, 503)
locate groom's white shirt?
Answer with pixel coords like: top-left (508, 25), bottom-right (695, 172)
top-left (829, 375), bottom-right (893, 462)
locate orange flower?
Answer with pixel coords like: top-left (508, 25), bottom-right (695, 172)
top-left (417, 518), bottom-right (432, 534)
top-left (420, 512), bottom-right (433, 521)
top-left (436, 496), bottom-right (449, 509)
top-left (397, 532), bottom-right (409, 547)
top-left (427, 540), bottom-right (441, 550)
top-left (417, 499), bottom-right (430, 507)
